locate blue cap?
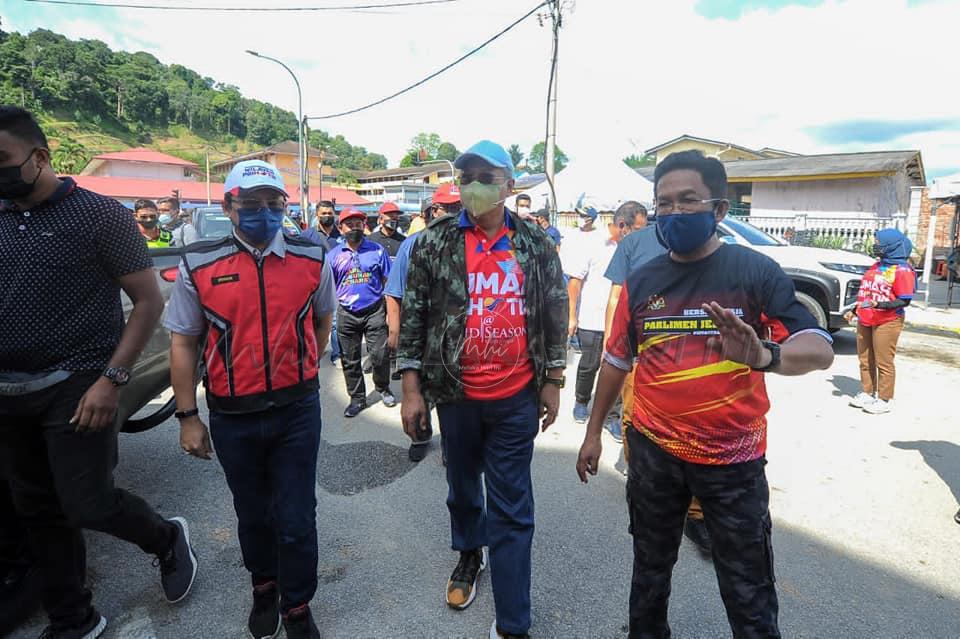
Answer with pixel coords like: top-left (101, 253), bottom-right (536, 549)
top-left (575, 193), bottom-right (599, 220)
top-left (454, 140), bottom-right (514, 173)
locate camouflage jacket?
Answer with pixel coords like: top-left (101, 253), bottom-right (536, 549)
top-left (397, 209), bottom-right (568, 406)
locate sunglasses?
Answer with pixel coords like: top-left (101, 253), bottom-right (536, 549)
top-left (459, 171), bottom-right (509, 186)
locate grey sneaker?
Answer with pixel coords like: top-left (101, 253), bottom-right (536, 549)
top-left (158, 517), bottom-right (198, 603)
top-left (863, 399), bottom-right (891, 414)
top-left (849, 392), bottom-right (875, 408)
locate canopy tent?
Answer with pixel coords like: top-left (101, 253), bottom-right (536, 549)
top-left (929, 172), bottom-right (960, 200)
top-left (515, 155), bottom-right (654, 212)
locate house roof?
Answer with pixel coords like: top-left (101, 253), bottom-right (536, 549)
top-left (722, 150), bottom-right (925, 184)
top-left (210, 141), bottom-right (332, 169)
top-left (756, 147), bottom-right (800, 157)
top-left (644, 134), bottom-right (763, 158)
top-left (355, 161), bottom-right (453, 181)
top-left (69, 175), bottom-right (369, 206)
top-left (89, 148), bottom-right (198, 167)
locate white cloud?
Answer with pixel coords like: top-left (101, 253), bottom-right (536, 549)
top-left (6, 0), bottom-right (960, 174)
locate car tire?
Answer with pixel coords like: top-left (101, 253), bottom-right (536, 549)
top-left (795, 291), bottom-right (828, 330)
top-left (121, 396), bottom-right (176, 434)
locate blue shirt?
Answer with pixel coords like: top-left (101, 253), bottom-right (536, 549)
top-left (384, 232), bottom-right (420, 299)
top-left (300, 227), bottom-right (340, 251)
top-left (603, 226), bottom-right (667, 285)
top-left (544, 225), bottom-right (562, 246)
top-left (328, 238), bottom-right (392, 313)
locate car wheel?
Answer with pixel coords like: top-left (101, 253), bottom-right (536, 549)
top-left (121, 395), bottom-right (176, 434)
top-left (795, 291), bottom-right (828, 330)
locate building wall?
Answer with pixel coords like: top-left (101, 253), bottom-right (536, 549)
top-left (91, 161), bottom-right (192, 181)
top-left (654, 140), bottom-right (761, 164)
top-left (916, 188), bottom-right (957, 256)
top-left (749, 175), bottom-right (904, 219)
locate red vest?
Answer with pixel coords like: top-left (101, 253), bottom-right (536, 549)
top-left (184, 236), bottom-right (325, 413)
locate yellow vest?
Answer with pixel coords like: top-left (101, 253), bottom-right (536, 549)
top-left (145, 229), bottom-right (173, 249)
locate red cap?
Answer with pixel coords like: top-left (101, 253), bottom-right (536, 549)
top-left (378, 201), bottom-right (401, 215)
top-left (339, 208), bottom-right (367, 223)
top-left (433, 183), bottom-right (461, 205)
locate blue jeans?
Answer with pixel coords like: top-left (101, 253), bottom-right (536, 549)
top-left (209, 393), bottom-right (322, 613)
top-left (437, 387), bottom-right (539, 635)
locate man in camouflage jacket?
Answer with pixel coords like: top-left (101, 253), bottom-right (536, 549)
top-left (397, 140), bottom-right (567, 639)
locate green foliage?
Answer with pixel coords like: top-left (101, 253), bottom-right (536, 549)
top-left (0, 26), bottom-right (385, 171)
top-left (437, 142), bottom-right (459, 162)
top-left (527, 141), bottom-right (568, 173)
top-left (404, 132), bottom-right (458, 165)
top-left (623, 153), bottom-right (656, 169)
top-left (811, 234), bottom-right (846, 250)
top-left (507, 144), bottom-right (524, 168)
top-left (51, 137), bottom-right (89, 174)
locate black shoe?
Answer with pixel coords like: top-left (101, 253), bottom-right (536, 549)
top-left (344, 401), bottom-right (366, 418)
top-left (379, 388), bottom-right (397, 408)
top-left (248, 582), bottom-right (280, 639)
top-left (391, 369), bottom-right (402, 381)
top-left (282, 605), bottom-right (321, 639)
top-left (445, 547), bottom-right (487, 610)
top-left (38, 608), bottom-right (107, 639)
top-left (955, 508), bottom-right (960, 525)
top-left (683, 517), bottom-right (712, 557)
top-left (157, 517), bottom-right (198, 603)
top-left (0, 558), bottom-right (41, 636)
top-left (409, 440), bottom-right (430, 462)
top-left (490, 619), bottom-right (530, 639)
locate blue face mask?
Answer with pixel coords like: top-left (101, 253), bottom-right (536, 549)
top-left (656, 209), bottom-right (718, 255)
top-left (237, 207), bottom-right (284, 244)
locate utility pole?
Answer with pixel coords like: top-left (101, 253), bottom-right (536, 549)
top-left (205, 150), bottom-right (211, 205)
top-left (544, 0), bottom-right (564, 213)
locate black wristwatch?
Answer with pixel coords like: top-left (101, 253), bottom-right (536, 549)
top-left (542, 375), bottom-right (566, 388)
top-left (102, 366), bottom-right (131, 387)
top-left (175, 408), bottom-right (200, 420)
top-left (752, 340), bottom-right (781, 372)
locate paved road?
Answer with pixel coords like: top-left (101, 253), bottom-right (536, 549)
top-left (11, 327), bottom-right (960, 638)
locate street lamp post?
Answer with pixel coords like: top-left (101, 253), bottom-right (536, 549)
top-left (245, 50), bottom-right (307, 215)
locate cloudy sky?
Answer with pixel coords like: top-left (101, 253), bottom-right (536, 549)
top-left (4, 0), bottom-right (959, 181)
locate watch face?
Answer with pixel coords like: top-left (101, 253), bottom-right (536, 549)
top-left (115, 369), bottom-right (131, 384)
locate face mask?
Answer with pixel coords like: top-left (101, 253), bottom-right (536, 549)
top-left (871, 244), bottom-right (882, 258)
top-left (0, 150), bottom-right (41, 200)
top-left (656, 209), bottom-right (718, 255)
top-left (158, 214), bottom-right (173, 226)
top-left (460, 182), bottom-right (503, 216)
top-left (319, 215), bottom-right (335, 227)
top-left (237, 206), bottom-right (284, 244)
top-left (138, 218), bottom-right (158, 230)
top-left (345, 228), bottom-right (365, 244)
top-left (383, 219), bottom-right (399, 232)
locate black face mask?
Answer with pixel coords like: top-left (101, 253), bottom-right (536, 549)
top-left (319, 215), bottom-right (335, 227)
top-left (383, 219), bottom-right (399, 232)
top-left (0, 149), bottom-right (41, 200)
top-left (138, 218), bottom-right (158, 230)
top-left (345, 229), bottom-right (364, 244)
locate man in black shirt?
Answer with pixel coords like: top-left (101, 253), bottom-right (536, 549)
top-left (368, 201), bottom-right (406, 257)
top-left (0, 107), bottom-right (198, 639)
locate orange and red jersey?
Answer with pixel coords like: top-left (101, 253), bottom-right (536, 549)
top-left (856, 263), bottom-right (916, 326)
top-left (605, 244), bottom-right (830, 465)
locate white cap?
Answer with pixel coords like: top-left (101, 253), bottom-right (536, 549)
top-left (224, 160), bottom-right (289, 197)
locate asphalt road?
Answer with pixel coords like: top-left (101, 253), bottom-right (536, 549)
top-left (10, 327), bottom-right (960, 638)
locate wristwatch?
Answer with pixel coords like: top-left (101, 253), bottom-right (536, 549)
top-left (542, 375), bottom-right (566, 388)
top-left (752, 340), bottom-right (781, 372)
top-left (102, 366), bottom-right (131, 387)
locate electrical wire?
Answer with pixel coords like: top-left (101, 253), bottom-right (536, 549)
top-left (307, 1), bottom-right (548, 120)
top-left (24, 0), bottom-right (461, 12)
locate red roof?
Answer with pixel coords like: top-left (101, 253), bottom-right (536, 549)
top-left (69, 175), bottom-right (369, 206)
top-left (92, 148), bottom-right (199, 167)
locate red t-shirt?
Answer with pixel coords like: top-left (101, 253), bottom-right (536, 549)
top-left (856, 263), bottom-right (916, 327)
top-left (460, 224), bottom-right (534, 400)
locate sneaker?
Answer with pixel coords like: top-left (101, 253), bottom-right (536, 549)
top-left (604, 415), bottom-right (623, 443)
top-left (489, 619), bottom-right (530, 639)
top-left (248, 581), bottom-right (280, 639)
top-left (683, 517), bottom-right (712, 558)
top-left (848, 392), bottom-right (875, 408)
top-left (446, 547), bottom-right (487, 610)
top-left (282, 605), bottom-right (320, 639)
top-left (863, 399), bottom-right (891, 414)
top-left (158, 517), bottom-right (198, 603)
top-left (379, 388), bottom-right (397, 408)
top-left (38, 609), bottom-right (107, 639)
top-left (344, 400), bottom-right (366, 418)
top-left (408, 440), bottom-right (430, 463)
top-left (573, 402), bottom-right (589, 424)
top-left (955, 508), bottom-right (960, 525)
top-left (391, 369), bottom-right (402, 381)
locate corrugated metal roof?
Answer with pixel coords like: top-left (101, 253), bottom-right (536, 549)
top-left (722, 150), bottom-right (924, 183)
top-left (91, 147), bottom-right (198, 167)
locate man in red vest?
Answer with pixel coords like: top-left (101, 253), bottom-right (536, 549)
top-left (165, 160), bottom-right (336, 639)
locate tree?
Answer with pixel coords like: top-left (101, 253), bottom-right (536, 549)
top-left (409, 132), bottom-right (441, 160)
top-left (437, 142), bottom-right (459, 162)
top-left (507, 144), bottom-right (524, 168)
top-left (527, 141), bottom-right (568, 173)
top-left (623, 153), bottom-right (656, 169)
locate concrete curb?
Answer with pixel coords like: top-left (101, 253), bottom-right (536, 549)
top-left (903, 322), bottom-right (960, 339)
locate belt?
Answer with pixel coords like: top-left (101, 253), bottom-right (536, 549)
top-left (0, 370), bottom-right (73, 396)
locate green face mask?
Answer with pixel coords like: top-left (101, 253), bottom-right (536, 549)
top-left (460, 182), bottom-right (503, 216)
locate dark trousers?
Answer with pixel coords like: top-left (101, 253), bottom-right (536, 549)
top-left (626, 427), bottom-right (779, 639)
top-left (575, 328), bottom-right (604, 404)
top-left (437, 387), bottom-right (539, 636)
top-left (0, 372), bottom-right (175, 628)
top-left (209, 393), bottom-right (323, 613)
top-left (0, 478), bottom-right (28, 565)
top-left (337, 302), bottom-right (390, 401)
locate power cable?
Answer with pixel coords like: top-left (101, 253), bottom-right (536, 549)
top-left (307, 1), bottom-right (548, 120)
top-left (24, 0), bottom-right (461, 12)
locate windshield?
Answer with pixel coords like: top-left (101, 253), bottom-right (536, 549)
top-left (722, 217), bottom-right (785, 246)
top-left (194, 208), bottom-right (234, 239)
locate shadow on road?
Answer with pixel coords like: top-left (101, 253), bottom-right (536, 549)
top-left (890, 440), bottom-right (960, 505)
top-left (828, 374), bottom-right (861, 398)
top-left (831, 329), bottom-right (859, 356)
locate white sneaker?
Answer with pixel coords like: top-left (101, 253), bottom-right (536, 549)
top-left (849, 392), bottom-right (875, 408)
top-left (863, 399), bottom-right (891, 414)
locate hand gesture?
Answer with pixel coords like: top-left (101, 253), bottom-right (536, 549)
top-left (180, 415), bottom-right (213, 459)
top-left (401, 391), bottom-right (428, 441)
top-left (539, 384), bottom-right (559, 432)
top-left (576, 435), bottom-right (602, 483)
top-left (71, 377), bottom-right (119, 433)
top-left (701, 302), bottom-right (769, 369)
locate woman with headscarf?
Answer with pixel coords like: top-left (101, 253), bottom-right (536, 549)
top-left (846, 228), bottom-right (916, 414)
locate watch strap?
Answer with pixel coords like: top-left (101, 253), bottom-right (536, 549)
top-left (752, 340), bottom-right (781, 372)
top-left (175, 408), bottom-right (200, 420)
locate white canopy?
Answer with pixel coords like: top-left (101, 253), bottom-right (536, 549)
top-left (929, 172), bottom-right (960, 200)
top-left (518, 155), bottom-right (655, 212)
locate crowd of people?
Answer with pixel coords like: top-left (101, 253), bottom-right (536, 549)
top-left (0, 103), bottom-right (928, 639)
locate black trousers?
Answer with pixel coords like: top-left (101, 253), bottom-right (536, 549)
top-left (575, 328), bottom-right (604, 404)
top-left (337, 302), bottom-right (390, 402)
top-left (0, 477), bottom-right (27, 565)
top-left (0, 372), bottom-right (175, 628)
top-left (626, 427), bottom-right (779, 639)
